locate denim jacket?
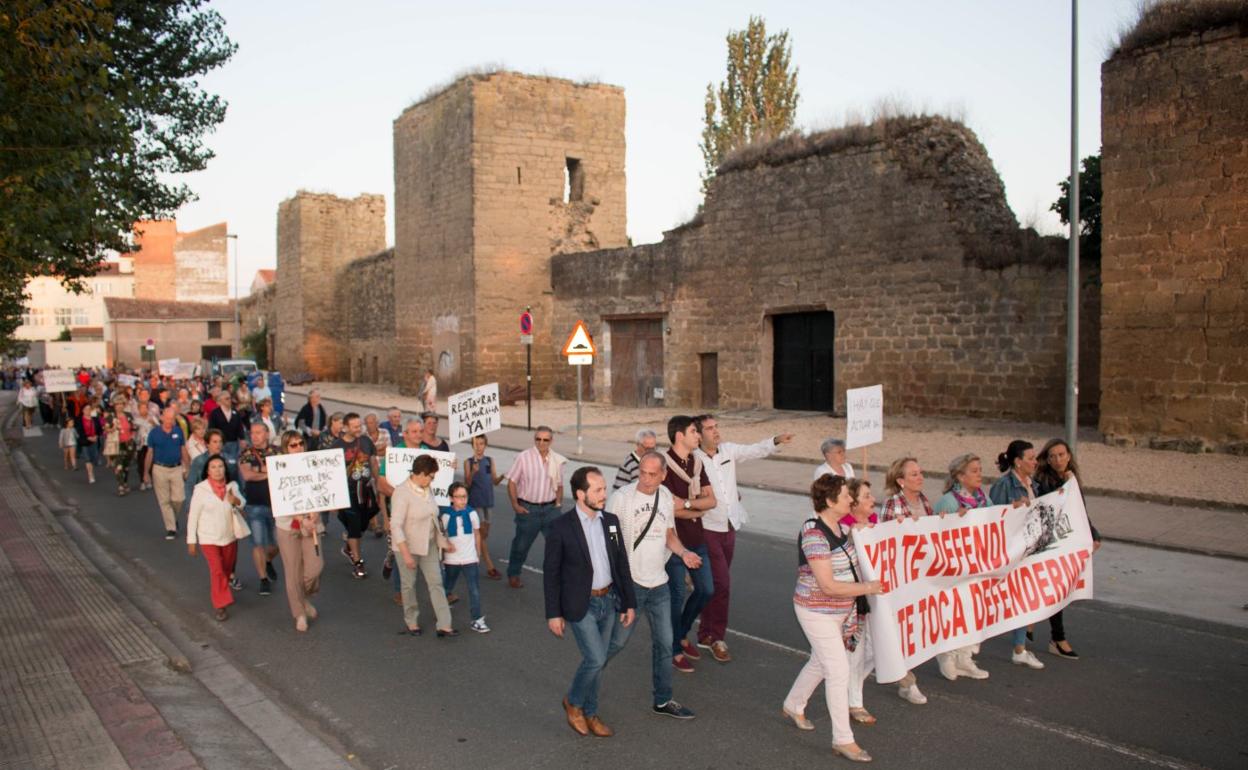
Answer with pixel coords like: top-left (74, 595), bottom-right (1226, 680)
top-left (988, 471), bottom-right (1039, 507)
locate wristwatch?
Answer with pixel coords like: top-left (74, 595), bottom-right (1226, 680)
top-left (683, 499), bottom-right (692, 510)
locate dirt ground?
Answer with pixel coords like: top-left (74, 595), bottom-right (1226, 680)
top-left (293, 382), bottom-right (1248, 509)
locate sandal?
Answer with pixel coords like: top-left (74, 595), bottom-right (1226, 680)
top-left (398, 627), bottom-right (422, 636)
top-left (214, 607), bottom-right (228, 622)
top-left (849, 708), bottom-right (877, 725)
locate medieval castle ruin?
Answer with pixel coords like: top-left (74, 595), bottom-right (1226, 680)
top-left (243, 12), bottom-right (1247, 454)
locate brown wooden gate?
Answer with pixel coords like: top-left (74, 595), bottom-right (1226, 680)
top-left (610, 319), bottom-right (664, 407)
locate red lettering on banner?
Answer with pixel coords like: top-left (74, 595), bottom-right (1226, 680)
top-left (901, 535), bottom-right (919, 584)
top-left (1006, 571), bottom-right (1023, 620)
top-left (972, 526), bottom-right (989, 572)
top-left (971, 582), bottom-right (985, 630)
top-left (1075, 549), bottom-right (1089, 589)
top-left (1045, 558), bottom-right (1067, 601)
top-left (990, 521), bottom-right (1006, 570)
top-left (1019, 566), bottom-right (1040, 612)
top-left (1058, 552), bottom-right (1078, 591)
top-left (938, 591), bottom-right (952, 639)
top-left (899, 605), bottom-right (916, 656)
top-left (1033, 562), bottom-right (1054, 606)
top-left (927, 534), bottom-right (945, 577)
top-left (864, 543), bottom-right (881, 576)
top-left (951, 589), bottom-right (968, 636)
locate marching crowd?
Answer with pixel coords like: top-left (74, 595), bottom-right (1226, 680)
top-left (11, 364), bottom-right (1101, 763)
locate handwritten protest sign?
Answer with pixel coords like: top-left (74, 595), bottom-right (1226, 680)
top-left (157, 358), bottom-right (180, 377)
top-left (845, 384), bottom-right (883, 450)
top-left (265, 449), bottom-right (350, 518)
top-left (41, 369), bottom-right (77, 393)
top-left (448, 383), bottom-right (501, 444)
top-left (116, 374), bottom-right (138, 388)
top-left (173, 362), bottom-right (197, 379)
top-left (384, 447), bottom-right (456, 505)
top-left (852, 479), bottom-right (1094, 682)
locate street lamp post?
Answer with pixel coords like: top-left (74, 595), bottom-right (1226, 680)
top-left (1066, 0), bottom-right (1080, 453)
top-left (226, 233), bottom-right (240, 356)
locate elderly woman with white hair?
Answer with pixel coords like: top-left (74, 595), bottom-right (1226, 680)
top-left (931, 452), bottom-right (993, 682)
top-left (813, 438), bottom-right (855, 480)
top-left (613, 428), bottom-right (659, 490)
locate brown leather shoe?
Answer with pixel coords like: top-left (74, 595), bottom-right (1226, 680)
top-left (563, 698), bottom-right (588, 736)
top-left (586, 715), bottom-right (614, 738)
top-left (508, 576), bottom-right (524, 589)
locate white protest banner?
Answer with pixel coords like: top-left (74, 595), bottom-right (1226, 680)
top-left (845, 384), bottom-right (883, 450)
top-left (852, 479), bottom-right (1094, 682)
top-left (116, 374), bottom-right (138, 388)
top-left (265, 449), bottom-right (350, 518)
top-left (157, 358), bottom-right (180, 377)
top-left (41, 369), bottom-right (78, 393)
top-left (384, 447), bottom-right (456, 506)
top-left (448, 383), bottom-right (501, 444)
top-left (173, 362), bottom-right (197, 379)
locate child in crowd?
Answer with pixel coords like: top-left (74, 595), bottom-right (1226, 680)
top-left (464, 434), bottom-right (504, 579)
top-left (814, 437), bottom-right (855, 480)
top-left (440, 482), bottom-right (489, 633)
top-left (59, 408), bottom-right (78, 470)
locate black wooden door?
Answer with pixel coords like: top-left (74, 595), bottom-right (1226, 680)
top-left (773, 312), bottom-right (835, 411)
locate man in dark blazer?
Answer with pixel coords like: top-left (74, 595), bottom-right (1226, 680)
top-left (545, 465), bottom-right (636, 738)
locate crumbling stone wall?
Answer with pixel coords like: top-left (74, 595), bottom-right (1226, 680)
top-left (274, 192), bottom-right (386, 380)
top-left (392, 71), bottom-right (627, 396)
top-left (1100, 23), bottom-right (1248, 452)
top-left (553, 117), bottom-right (1101, 421)
top-left (336, 248), bottom-right (396, 385)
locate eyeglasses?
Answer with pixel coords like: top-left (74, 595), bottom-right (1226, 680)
top-left (535, 437), bottom-right (551, 443)
top-left (287, 440), bottom-right (304, 448)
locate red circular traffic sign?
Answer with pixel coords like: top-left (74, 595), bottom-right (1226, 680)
top-left (520, 312), bottom-right (533, 335)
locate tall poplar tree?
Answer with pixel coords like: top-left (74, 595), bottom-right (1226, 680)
top-left (699, 16), bottom-right (800, 194)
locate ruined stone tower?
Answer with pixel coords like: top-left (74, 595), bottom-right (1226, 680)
top-left (274, 191), bottom-right (387, 380)
top-left (392, 71), bottom-right (627, 395)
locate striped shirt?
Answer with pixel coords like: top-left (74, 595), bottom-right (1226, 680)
top-left (506, 447), bottom-right (560, 504)
top-left (612, 451), bottom-right (641, 490)
top-left (793, 520), bottom-right (857, 615)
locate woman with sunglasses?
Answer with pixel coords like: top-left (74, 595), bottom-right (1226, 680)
top-left (273, 430), bottom-right (325, 632)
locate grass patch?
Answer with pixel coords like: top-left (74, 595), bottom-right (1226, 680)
top-left (1113, 0), bottom-right (1248, 57)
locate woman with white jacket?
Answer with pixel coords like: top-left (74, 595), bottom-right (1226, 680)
top-left (187, 454), bottom-right (247, 621)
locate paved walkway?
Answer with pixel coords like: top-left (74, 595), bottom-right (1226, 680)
top-left (0, 435), bottom-right (200, 768)
top-left (291, 383), bottom-right (1248, 560)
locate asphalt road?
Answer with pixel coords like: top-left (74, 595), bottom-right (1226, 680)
top-left (24, 411), bottom-right (1248, 770)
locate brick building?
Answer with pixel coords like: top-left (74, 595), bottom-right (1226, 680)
top-left (1099, 12), bottom-right (1248, 452)
top-left (128, 221), bottom-right (229, 303)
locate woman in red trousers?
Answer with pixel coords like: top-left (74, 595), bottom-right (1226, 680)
top-left (187, 454), bottom-right (247, 621)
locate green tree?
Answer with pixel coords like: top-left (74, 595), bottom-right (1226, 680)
top-left (0, 1), bottom-right (235, 348)
top-left (1051, 154), bottom-right (1102, 262)
top-left (243, 324), bottom-right (268, 369)
top-left (699, 16), bottom-right (799, 193)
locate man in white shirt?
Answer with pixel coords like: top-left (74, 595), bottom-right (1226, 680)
top-left (694, 414), bottom-right (793, 663)
top-left (606, 452), bottom-right (700, 719)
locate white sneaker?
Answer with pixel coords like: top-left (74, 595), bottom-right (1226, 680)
top-left (898, 684), bottom-right (927, 705)
top-left (956, 653), bottom-right (990, 680)
top-left (470, 617), bottom-right (491, 634)
top-left (937, 652), bottom-right (960, 681)
top-left (1012, 649), bottom-right (1045, 670)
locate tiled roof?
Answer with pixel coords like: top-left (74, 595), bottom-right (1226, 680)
top-left (103, 298), bottom-right (233, 321)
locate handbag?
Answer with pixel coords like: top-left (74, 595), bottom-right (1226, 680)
top-left (103, 429), bottom-right (120, 456)
top-left (229, 490), bottom-right (250, 540)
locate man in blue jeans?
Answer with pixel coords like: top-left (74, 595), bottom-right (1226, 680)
top-left (661, 415), bottom-right (717, 673)
top-left (505, 426), bottom-right (564, 588)
top-left (544, 467), bottom-right (635, 737)
top-left (606, 451), bottom-right (699, 718)
top-left (238, 422), bottom-right (279, 595)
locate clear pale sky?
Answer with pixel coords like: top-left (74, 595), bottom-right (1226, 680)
top-left (169, 0), bottom-right (1144, 295)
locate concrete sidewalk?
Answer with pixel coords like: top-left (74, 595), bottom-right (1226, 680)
top-left (0, 394), bottom-right (353, 770)
top-left (292, 383), bottom-right (1248, 561)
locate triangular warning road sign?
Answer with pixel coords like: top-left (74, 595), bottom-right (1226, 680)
top-left (561, 320), bottom-right (597, 356)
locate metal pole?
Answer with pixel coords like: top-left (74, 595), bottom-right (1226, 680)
top-left (526, 344), bottom-right (532, 431)
top-left (1066, 0), bottom-right (1080, 453)
top-left (576, 364), bottom-right (583, 456)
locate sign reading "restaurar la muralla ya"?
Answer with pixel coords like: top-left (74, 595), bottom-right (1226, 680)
top-left (448, 383), bottom-right (501, 444)
top-left (265, 449), bottom-right (350, 518)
